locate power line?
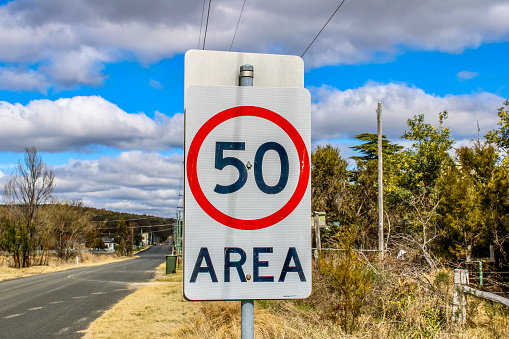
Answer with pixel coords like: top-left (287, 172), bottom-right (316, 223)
top-left (198, 0), bottom-right (207, 49)
top-left (301, 0), bottom-right (348, 58)
top-left (203, 0), bottom-right (212, 50)
top-left (91, 216), bottom-right (172, 223)
top-left (100, 223), bottom-right (175, 230)
top-left (230, 0), bottom-right (247, 51)
top-left (151, 228), bottom-right (173, 233)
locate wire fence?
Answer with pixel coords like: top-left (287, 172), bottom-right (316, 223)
top-left (467, 268), bottom-right (509, 298)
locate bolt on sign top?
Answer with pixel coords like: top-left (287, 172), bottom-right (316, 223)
top-left (184, 50), bottom-right (311, 301)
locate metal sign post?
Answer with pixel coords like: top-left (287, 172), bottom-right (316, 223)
top-left (239, 64), bottom-right (254, 339)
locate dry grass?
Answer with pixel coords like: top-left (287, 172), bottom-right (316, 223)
top-left (84, 263), bottom-right (325, 339)
top-left (0, 253), bottom-right (133, 282)
top-left (176, 301), bottom-right (319, 339)
top-left (83, 263), bottom-right (202, 339)
top-left (81, 261), bottom-right (509, 339)
top-left (177, 267), bottom-right (509, 339)
top-left (83, 283), bottom-right (200, 338)
top-left (153, 264), bottom-right (184, 283)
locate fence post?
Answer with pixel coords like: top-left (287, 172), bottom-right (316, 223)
top-left (452, 269), bottom-right (468, 324)
top-left (479, 261), bottom-right (483, 287)
top-left (314, 212), bottom-right (322, 252)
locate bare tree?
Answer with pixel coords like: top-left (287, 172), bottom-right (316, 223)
top-left (3, 146), bottom-right (54, 267)
top-left (392, 192), bottom-right (442, 272)
top-left (4, 146), bottom-right (54, 223)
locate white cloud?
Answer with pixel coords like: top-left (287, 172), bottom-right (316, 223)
top-left (311, 82), bottom-right (505, 144)
top-left (149, 79), bottom-right (164, 89)
top-left (457, 71), bottom-right (479, 81)
top-left (53, 151), bottom-right (183, 217)
top-left (0, 0), bottom-right (507, 89)
top-left (41, 47), bottom-right (111, 88)
top-left (0, 67), bottom-right (49, 92)
top-left (0, 96), bottom-right (183, 152)
top-left (0, 85), bottom-right (504, 155)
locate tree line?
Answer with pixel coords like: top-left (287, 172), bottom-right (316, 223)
top-left (0, 146), bottom-right (172, 268)
top-left (312, 100), bottom-right (509, 270)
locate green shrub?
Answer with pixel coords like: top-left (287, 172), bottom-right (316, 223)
top-left (318, 226), bottom-right (372, 333)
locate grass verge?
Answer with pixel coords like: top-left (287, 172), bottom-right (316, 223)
top-left (83, 263), bottom-right (201, 338)
top-left (0, 253), bottom-right (134, 282)
top-left (83, 264), bottom-right (342, 338)
top-left (83, 263), bottom-right (509, 338)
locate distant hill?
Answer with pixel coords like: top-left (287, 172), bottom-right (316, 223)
top-left (84, 206), bottom-right (175, 243)
top-left (0, 204), bottom-right (176, 244)
top-left (86, 206), bottom-right (175, 226)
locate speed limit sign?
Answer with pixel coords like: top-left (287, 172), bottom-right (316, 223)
top-left (184, 85), bottom-right (311, 300)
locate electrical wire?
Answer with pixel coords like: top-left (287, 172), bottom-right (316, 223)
top-left (198, 0), bottom-right (207, 49)
top-left (100, 223), bottom-right (175, 230)
top-left (229, 0), bottom-right (247, 51)
top-left (203, 0), bottom-right (212, 50)
top-left (151, 228), bottom-right (173, 233)
top-left (301, 0), bottom-right (348, 58)
top-left (483, 277), bottom-right (509, 289)
top-left (91, 216), bottom-right (170, 223)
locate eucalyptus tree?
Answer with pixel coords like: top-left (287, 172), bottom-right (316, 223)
top-left (485, 99), bottom-right (509, 159)
top-left (395, 112), bottom-right (454, 270)
top-left (311, 144), bottom-right (350, 224)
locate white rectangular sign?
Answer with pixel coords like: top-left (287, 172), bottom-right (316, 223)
top-left (184, 85), bottom-right (311, 300)
top-left (184, 50), bottom-right (304, 96)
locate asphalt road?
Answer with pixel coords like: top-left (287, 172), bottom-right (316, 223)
top-left (0, 244), bottom-right (169, 339)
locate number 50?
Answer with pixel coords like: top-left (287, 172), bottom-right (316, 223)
top-left (214, 141), bottom-right (289, 195)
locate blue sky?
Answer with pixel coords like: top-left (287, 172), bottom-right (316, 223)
top-left (0, 0), bottom-right (508, 217)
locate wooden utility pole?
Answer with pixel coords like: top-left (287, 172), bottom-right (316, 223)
top-left (314, 212), bottom-right (322, 251)
top-left (377, 102), bottom-right (384, 260)
top-left (131, 227), bottom-right (134, 253)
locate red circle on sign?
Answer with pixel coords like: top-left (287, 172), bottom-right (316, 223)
top-left (187, 106), bottom-right (309, 230)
